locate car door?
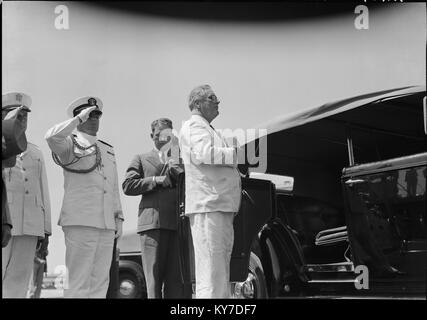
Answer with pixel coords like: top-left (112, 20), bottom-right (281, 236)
top-left (342, 153), bottom-right (427, 295)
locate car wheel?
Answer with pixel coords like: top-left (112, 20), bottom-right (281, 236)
top-left (232, 252), bottom-right (268, 298)
top-left (118, 271), bottom-right (146, 299)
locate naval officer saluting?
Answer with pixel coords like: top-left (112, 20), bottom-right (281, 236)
top-left (2, 92), bottom-right (51, 298)
top-left (45, 96), bottom-right (124, 298)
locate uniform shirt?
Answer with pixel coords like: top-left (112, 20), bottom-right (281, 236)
top-left (4, 142), bottom-right (52, 237)
top-left (45, 117), bottom-right (123, 230)
top-left (179, 114), bottom-right (241, 215)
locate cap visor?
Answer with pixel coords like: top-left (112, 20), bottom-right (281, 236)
top-left (2, 105), bottom-right (31, 112)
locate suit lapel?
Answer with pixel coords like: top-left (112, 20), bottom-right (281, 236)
top-left (145, 150), bottom-right (164, 174)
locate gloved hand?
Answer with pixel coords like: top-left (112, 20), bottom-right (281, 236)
top-left (4, 106), bottom-right (28, 134)
top-left (3, 106), bottom-right (28, 120)
top-left (76, 106), bottom-right (98, 123)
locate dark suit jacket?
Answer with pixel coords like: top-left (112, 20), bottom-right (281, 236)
top-left (122, 150), bottom-right (183, 233)
top-left (2, 117), bottom-right (28, 230)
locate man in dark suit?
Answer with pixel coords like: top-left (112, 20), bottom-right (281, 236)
top-left (122, 118), bottom-right (189, 298)
top-left (2, 98), bottom-right (29, 249)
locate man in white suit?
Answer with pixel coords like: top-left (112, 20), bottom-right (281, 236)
top-left (45, 96), bottom-right (124, 298)
top-left (179, 84), bottom-right (242, 298)
top-left (2, 92), bottom-right (52, 298)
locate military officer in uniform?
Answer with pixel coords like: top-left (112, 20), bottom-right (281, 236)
top-left (45, 96), bottom-right (124, 298)
top-left (2, 104), bottom-right (28, 248)
top-left (2, 92), bottom-right (52, 298)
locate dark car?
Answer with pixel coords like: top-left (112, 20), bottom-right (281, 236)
top-left (118, 85), bottom-right (426, 298)
top-left (116, 231), bottom-right (147, 298)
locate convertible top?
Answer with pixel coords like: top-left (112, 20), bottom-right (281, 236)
top-left (256, 85), bottom-right (426, 138)
top-left (245, 85), bottom-right (426, 206)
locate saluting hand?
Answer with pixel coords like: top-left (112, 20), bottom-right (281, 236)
top-left (3, 106), bottom-right (25, 120)
top-left (77, 106), bottom-right (98, 123)
top-left (4, 106), bottom-right (28, 135)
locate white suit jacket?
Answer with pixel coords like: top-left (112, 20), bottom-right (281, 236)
top-left (179, 114), bottom-right (241, 214)
top-left (45, 117), bottom-right (123, 230)
top-left (4, 142), bottom-right (52, 237)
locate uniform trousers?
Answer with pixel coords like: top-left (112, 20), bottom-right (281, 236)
top-left (140, 229), bottom-right (188, 298)
top-left (189, 211), bottom-right (234, 299)
top-left (2, 235), bottom-right (38, 298)
top-left (63, 226), bottom-right (114, 298)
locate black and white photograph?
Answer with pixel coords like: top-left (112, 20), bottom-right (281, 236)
top-left (2, 0), bottom-right (426, 307)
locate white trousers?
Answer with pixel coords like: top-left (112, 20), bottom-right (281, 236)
top-left (189, 211), bottom-right (234, 298)
top-left (2, 235), bottom-right (38, 298)
top-left (63, 226), bottom-right (114, 298)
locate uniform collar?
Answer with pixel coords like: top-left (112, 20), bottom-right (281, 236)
top-left (19, 142), bottom-right (31, 157)
top-left (75, 130), bottom-right (97, 146)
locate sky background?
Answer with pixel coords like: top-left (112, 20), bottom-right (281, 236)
top-left (2, 1), bottom-right (426, 274)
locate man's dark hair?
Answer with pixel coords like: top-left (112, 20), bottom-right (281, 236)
top-left (151, 118), bottom-right (173, 133)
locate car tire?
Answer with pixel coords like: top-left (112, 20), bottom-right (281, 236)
top-left (118, 271), bottom-right (146, 299)
top-left (248, 252), bottom-right (268, 298)
top-left (233, 252), bottom-right (268, 298)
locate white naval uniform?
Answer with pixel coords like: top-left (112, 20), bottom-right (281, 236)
top-left (179, 114), bottom-right (241, 298)
top-left (45, 117), bottom-right (123, 298)
top-left (2, 142), bottom-right (52, 298)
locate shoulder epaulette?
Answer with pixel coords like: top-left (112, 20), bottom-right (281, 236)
top-left (98, 139), bottom-right (113, 148)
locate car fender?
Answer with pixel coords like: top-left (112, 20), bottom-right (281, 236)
top-left (119, 259), bottom-right (144, 280)
top-left (259, 219), bottom-right (309, 296)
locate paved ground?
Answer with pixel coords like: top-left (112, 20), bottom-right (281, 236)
top-left (38, 288), bottom-right (425, 300)
top-left (40, 289), bottom-right (63, 298)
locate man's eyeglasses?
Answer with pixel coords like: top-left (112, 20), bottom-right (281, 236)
top-left (206, 94), bottom-right (220, 104)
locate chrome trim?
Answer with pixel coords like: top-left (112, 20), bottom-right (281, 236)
top-left (305, 262), bottom-right (354, 273)
top-left (119, 251), bottom-right (141, 256)
top-left (308, 279), bottom-right (357, 283)
top-left (345, 178), bottom-right (366, 185)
